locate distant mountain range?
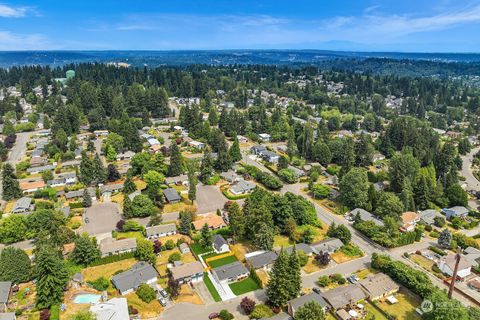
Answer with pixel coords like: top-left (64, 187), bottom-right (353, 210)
top-left (1, 50), bottom-right (480, 68)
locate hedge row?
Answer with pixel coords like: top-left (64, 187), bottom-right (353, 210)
top-left (88, 251), bottom-right (135, 267)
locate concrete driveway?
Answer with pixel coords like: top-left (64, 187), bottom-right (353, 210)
top-left (196, 184), bottom-right (226, 214)
top-left (83, 202), bottom-right (121, 236)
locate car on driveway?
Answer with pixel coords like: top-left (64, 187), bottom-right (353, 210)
top-left (208, 312), bottom-right (219, 319)
top-left (312, 287), bottom-right (321, 294)
top-left (160, 288), bottom-right (168, 298)
top-left (158, 297), bottom-right (167, 307)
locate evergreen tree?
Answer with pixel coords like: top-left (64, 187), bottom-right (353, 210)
top-left (188, 166), bottom-right (197, 203)
top-left (287, 127), bottom-right (297, 159)
top-left (0, 247), bottom-right (32, 283)
top-left (287, 247), bottom-right (301, 300)
top-left (123, 173), bottom-right (137, 194)
top-left (70, 234), bottom-right (100, 266)
top-left (92, 154), bottom-right (107, 184)
top-left (438, 228), bottom-right (452, 248)
top-left (79, 153), bottom-right (94, 186)
top-left (200, 223), bottom-right (211, 248)
top-left (168, 143), bottom-right (183, 176)
top-left (2, 163), bottom-right (22, 200)
top-left (227, 203), bottom-right (245, 241)
top-left (35, 245), bottom-right (69, 309)
top-left (199, 150), bottom-right (215, 183)
top-left (82, 189), bottom-right (92, 207)
top-left (312, 141), bottom-right (332, 166)
top-left (178, 211), bottom-right (193, 235)
top-left (107, 164), bottom-right (120, 182)
top-left (122, 196), bottom-right (133, 217)
top-left (400, 178), bottom-right (416, 211)
top-left (266, 249), bottom-right (291, 308)
top-left (228, 135), bottom-right (242, 162)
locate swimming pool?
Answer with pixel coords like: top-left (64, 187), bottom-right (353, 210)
top-left (73, 293), bottom-right (102, 304)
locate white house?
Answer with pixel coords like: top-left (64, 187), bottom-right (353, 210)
top-left (188, 140), bottom-right (206, 150)
top-left (439, 254), bottom-right (472, 280)
top-left (145, 224), bottom-right (177, 240)
top-left (90, 298), bottom-right (129, 320)
top-left (212, 235), bottom-right (229, 253)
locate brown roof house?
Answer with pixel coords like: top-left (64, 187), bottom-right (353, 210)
top-left (170, 261), bottom-right (204, 284)
top-left (400, 211), bottom-right (420, 232)
top-left (358, 273), bottom-right (399, 301)
top-left (192, 214), bottom-right (226, 231)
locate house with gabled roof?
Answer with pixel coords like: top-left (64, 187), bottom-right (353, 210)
top-left (212, 235), bottom-right (229, 253)
top-left (145, 224), bottom-right (177, 240)
top-left (111, 262), bottom-right (158, 295)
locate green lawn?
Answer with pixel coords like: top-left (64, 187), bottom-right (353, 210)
top-left (203, 272), bottom-right (221, 302)
top-left (229, 276), bottom-right (261, 295)
top-left (201, 252), bottom-right (224, 261)
top-left (364, 301), bottom-right (388, 320)
top-left (190, 243), bottom-right (213, 257)
top-left (208, 255), bottom-right (238, 268)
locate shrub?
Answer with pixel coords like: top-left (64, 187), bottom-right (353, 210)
top-left (165, 239), bottom-right (175, 250)
top-left (88, 276), bottom-right (110, 291)
top-left (136, 283), bottom-right (156, 303)
top-left (278, 168), bottom-right (298, 184)
top-left (429, 246), bottom-right (447, 256)
top-left (168, 252), bottom-right (182, 263)
top-left (240, 297), bottom-right (256, 315)
top-left (219, 309), bottom-right (234, 320)
top-left (317, 275), bottom-right (331, 287)
top-left (249, 304), bottom-right (274, 319)
top-left (311, 184), bottom-right (331, 199)
top-left (122, 220), bottom-right (144, 232)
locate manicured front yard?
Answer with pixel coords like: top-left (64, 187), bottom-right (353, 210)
top-left (410, 254), bottom-right (435, 270)
top-left (114, 231), bottom-right (145, 242)
top-left (331, 244), bottom-right (364, 264)
top-left (208, 255), bottom-right (238, 268)
top-left (376, 290), bottom-right (422, 320)
top-left (229, 276), bottom-right (261, 295)
top-left (82, 258), bottom-right (137, 283)
top-left (190, 242), bottom-right (213, 257)
top-left (203, 272), bottom-right (221, 302)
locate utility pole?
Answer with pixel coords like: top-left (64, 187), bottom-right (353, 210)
top-left (448, 246), bottom-right (462, 299)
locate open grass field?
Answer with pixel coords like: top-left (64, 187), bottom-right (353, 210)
top-left (410, 254), bottom-right (435, 270)
top-left (229, 276), bottom-right (261, 295)
top-left (125, 292), bottom-right (163, 318)
top-left (376, 289), bottom-right (422, 320)
top-left (203, 273), bottom-right (221, 302)
top-left (163, 197), bottom-right (196, 213)
top-left (82, 258), bottom-right (137, 283)
top-left (114, 231), bottom-right (144, 241)
top-left (190, 242), bottom-right (213, 256)
top-left (208, 255), bottom-right (238, 268)
top-left (174, 284), bottom-right (204, 305)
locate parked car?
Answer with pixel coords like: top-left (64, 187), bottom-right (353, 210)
top-left (160, 288), bottom-right (168, 298)
top-left (208, 312), bottom-right (219, 319)
top-left (158, 297), bottom-right (167, 307)
top-left (312, 287), bottom-right (322, 294)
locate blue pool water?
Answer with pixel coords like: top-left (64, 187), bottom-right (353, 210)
top-left (73, 294), bottom-right (102, 304)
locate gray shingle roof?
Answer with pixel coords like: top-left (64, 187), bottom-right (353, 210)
top-left (100, 238), bottom-right (137, 256)
top-left (321, 284), bottom-right (367, 309)
top-left (0, 313), bottom-right (16, 320)
top-left (0, 281), bottom-right (11, 303)
top-left (246, 251), bottom-right (278, 269)
top-left (170, 261), bottom-right (203, 281)
top-left (289, 292), bottom-right (329, 313)
top-left (231, 179), bottom-right (256, 194)
top-left (350, 208), bottom-right (384, 227)
top-left (284, 243), bottom-right (315, 255)
top-left (163, 188), bottom-right (181, 202)
top-left (111, 262), bottom-right (158, 293)
top-left (212, 235), bottom-right (228, 252)
top-left (311, 238), bottom-right (344, 253)
top-left (418, 209), bottom-right (443, 225)
top-left (358, 273), bottom-right (399, 298)
top-left (12, 197), bottom-right (32, 213)
top-left (212, 261), bottom-right (249, 281)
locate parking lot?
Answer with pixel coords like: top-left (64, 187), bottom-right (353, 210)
top-left (196, 184), bottom-right (227, 214)
top-left (83, 202), bottom-right (122, 236)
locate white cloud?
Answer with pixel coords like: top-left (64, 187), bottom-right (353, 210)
top-left (0, 30), bottom-right (51, 50)
top-left (0, 4), bottom-right (28, 17)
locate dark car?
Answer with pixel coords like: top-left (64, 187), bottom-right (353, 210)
top-left (208, 312), bottom-right (219, 319)
top-left (312, 287), bottom-right (321, 294)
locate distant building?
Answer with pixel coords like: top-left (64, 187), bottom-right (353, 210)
top-left (258, 133), bottom-right (271, 142)
top-left (441, 206), bottom-right (469, 219)
top-left (400, 211), bottom-right (420, 232)
top-left (19, 180), bottom-right (45, 193)
top-left (418, 209), bottom-right (443, 226)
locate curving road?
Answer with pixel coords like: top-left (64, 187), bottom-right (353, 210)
top-left (460, 146), bottom-right (480, 191)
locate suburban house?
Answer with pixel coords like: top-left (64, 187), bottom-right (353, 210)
top-left (441, 206), bottom-right (469, 219)
top-left (288, 292), bottom-right (330, 317)
top-left (111, 262), bottom-right (158, 295)
top-left (245, 251), bottom-right (278, 271)
top-left (0, 282), bottom-right (11, 312)
top-left (65, 188), bottom-right (96, 200)
top-left (212, 261), bottom-right (249, 284)
top-left (220, 170), bottom-right (240, 183)
top-left (145, 224), bottom-right (177, 239)
top-left (348, 208), bottom-right (384, 227)
top-left (165, 174), bottom-right (188, 186)
top-left (188, 140), bottom-right (205, 150)
top-left (311, 238), bottom-right (344, 254)
top-left (93, 130), bottom-right (109, 137)
top-left (99, 238), bottom-right (137, 257)
top-left (163, 188), bottom-right (181, 203)
top-left (237, 135), bottom-right (248, 143)
top-left (400, 211), bottom-right (420, 232)
top-left (321, 284), bottom-right (367, 310)
top-left (358, 273), bottom-right (400, 301)
top-left (90, 297), bottom-right (129, 320)
top-left (61, 160), bottom-right (81, 168)
top-left (170, 261), bottom-right (204, 284)
top-left (26, 164), bottom-right (55, 174)
top-left (47, 178), bottom-right (66, 188)
top-left (372, 153), bottom-right (386, 162)
top-left (12, 197), bottom-right (33, 214)
top-left (251, 145), bottom-right (267, 155)
top-left (230, 179), bottom-right (256, 195)
top-left (258, 133), bottom-right (271, 142)
top-left (116, 151), bottom-right (135, 161)
top-left (212, 235), bottom-right (229, 253)
top-left (100, 183), bottom-right (124, 195)
top-left (439, 254), bottom-right (472, 280)
top-left (464, 247), bottom-right (480, 267)
top-left (30, 156), bottom-right (47, 167)
top-left (192, 214), bottom-right (227, 231)
top-left (284, 243), bottom-right (316, 256)
top-left (19, 180), bottom-right (45, 193)
top-left (418, 209), bottom-right (444, 226)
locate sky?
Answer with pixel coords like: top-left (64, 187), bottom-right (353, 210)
top-left (1, 0), bottom-right (480, 52)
